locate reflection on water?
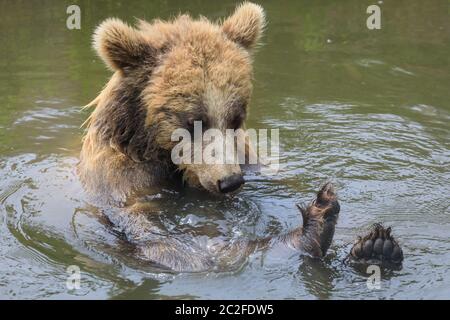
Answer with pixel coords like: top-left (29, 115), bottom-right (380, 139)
top-left (0, 0), bottom-right (449, 299)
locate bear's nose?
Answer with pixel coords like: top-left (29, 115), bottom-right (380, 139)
top-left (218, 174), bottom-right (245, 193)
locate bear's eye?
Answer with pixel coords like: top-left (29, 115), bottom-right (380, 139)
top-left (229, 99), bottom-right (247, 130)
top-left (230, 114), bottom-right (244, 130)
top-left (186, 118), bottom-right (194, 129)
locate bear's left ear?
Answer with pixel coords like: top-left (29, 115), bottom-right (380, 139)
top-left (222, 2), bottom-right (266, 51)
top-left (93, 18), bottom-right (156, 71)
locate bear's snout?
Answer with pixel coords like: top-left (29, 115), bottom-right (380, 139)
top-left (218, 174), bottom-right (245, 193)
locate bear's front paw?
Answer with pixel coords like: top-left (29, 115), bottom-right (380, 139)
top-left (349, 223), bottom-right (403, 267)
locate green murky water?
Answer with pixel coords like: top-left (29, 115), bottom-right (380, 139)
top-left (0, 0), bottom-right (449, 299)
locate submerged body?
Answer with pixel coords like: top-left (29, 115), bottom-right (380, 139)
top-left (113, 183), bottom-right (341, 272)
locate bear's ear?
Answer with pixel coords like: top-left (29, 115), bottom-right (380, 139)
top-left (93, 18), bottom-right (155, 71)
top-left (222, 2), bottom-right (266, 50)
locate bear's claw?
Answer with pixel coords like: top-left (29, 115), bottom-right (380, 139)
top-left (349, 223), bottom-right (403, 266)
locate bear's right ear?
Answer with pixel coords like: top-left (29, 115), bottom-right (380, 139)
top-left (93, 18), bottom-right (155, 71)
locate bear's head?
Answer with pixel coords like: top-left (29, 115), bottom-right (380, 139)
top-left (91, 2), bottom-right (265, 194)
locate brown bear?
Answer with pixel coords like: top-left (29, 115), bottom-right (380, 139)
top-left (79, 3), bottom-right (402, 272)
